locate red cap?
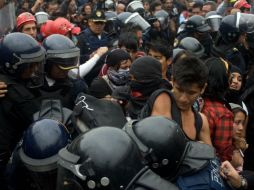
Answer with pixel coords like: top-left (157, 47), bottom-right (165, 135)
top-left (16, 12), bottom-right (36, 29)
top-left (40, 20), bottom-right (54, 37)
top-left (234, 0), bottom-right (251, 9)
top-left (71, 26), bottom-right (81, 35)
top-left (51, 17), bottom-right (73, 35)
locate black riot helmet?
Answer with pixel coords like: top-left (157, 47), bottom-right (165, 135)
top-left (205, 11), bottom-right (222, 32)
top-left (56, 126), bottom-right (147, 190)
top-left (123, 116), bottom-right (188, 180)
top-left (42, 34), bottom-right (80, 79)
top-left (185, 15), bottom-right (211, 33)
top-left (219, 14), bottom-right (240, 44)
top-left (117, 12), bottom-right (151, 32)
top-left (123, 116), bottom-right (216, 180)
top-left (154, 10), bottom-right (169, 30)
top-left (178, 37), bottom-right (205, 58)
top-left (19, 119), bottom-right (71, 190)
top-left (219, 12), bottom-right (254, 44)
top-left (0, 32), bottom-right (45, 88)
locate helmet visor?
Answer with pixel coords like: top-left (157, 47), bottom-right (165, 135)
top-left (56, 148), bottom-right (86, 190)
top-left (13, 48), bottom-right (45, 88)
top-left (57, 165), bottom-right (84, 190)
top-left (236, 12), bottom-right (254, 33)
top-left (47, 57), bottom-right (80, 79)
top-left (206, 17), bottom-right (222, 32)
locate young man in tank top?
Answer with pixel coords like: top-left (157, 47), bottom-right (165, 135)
top-left (150, 52), bottom-right (212, 145)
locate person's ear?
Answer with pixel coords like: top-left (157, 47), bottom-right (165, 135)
top-left (167, 58), bottom-right (172, 66)
top-left (88, 20), bottom-right (92, 27)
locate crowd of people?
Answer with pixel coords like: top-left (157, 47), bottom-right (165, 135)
top-left (1, 0), bottom-right (254, 189)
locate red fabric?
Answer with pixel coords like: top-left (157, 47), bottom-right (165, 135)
top-left (234, 0), bottom-right (251, 9)
top-left (202, 98), bottom-right (234, 162)
top-left (130, 91), bottom-right (143, 98)
top-left (99, 64), bottom-right (108, 76)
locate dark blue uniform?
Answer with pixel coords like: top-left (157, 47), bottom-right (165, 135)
top-left (77, 28), bottom-right (110, 63)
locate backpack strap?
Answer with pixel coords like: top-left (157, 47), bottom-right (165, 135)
top-left (193, 109), bottom-right (203, 140)
top-left (139, 89), bottom-right (182, 126)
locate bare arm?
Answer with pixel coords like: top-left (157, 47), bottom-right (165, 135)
top-left (151, 92), bottom-right (172, 119)
top-left (199, 112), bottom-right (212, 146)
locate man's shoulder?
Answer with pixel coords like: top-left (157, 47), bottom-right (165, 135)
top-left (79, 28), bottom-right (92, 37)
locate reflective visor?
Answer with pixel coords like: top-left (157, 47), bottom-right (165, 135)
top-left (47, 57), bottom-right (79, 71)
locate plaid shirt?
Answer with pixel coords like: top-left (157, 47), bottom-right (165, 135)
top-left (202, 98), bottom-right (234, 161)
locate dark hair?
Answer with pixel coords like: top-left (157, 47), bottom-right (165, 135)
top-left (192, 2), bottom-right (203, 10)
top-left (204, 57), bottom-right (230, 99)
top-left (121, 24), bottom-right (143, 33)
top-left (149, 1), bottom-right (162, 13)
top-left (147, 41), bottom-right (172, 59)
top-left (172, 53), bottom-right (208, 89)
top-left (203, 1), bottom-right (217, 11)
top-left (118, 32), bottom-right (138, 52)
top-left (231, 107), bottom-right (247, 118)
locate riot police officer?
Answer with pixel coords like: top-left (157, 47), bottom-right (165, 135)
top-left (176, 15), bottom-right (213, 56)
top-left (41, 34), bottom-right (87, 109)
top-left (211, 13), bottom-right (254, 74)
top-left (124, 116), bottom-right (232, 190)
top-left (56, 126), bottom-right (179, 190)
top-left (13, 118), bottom-right (71, 190)
top-left (0, 32), bottom-right (45, 189)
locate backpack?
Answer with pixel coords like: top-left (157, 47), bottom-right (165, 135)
top-left (139, 89), bottom-right (202, 140)
top-left (72, 92), bottom-right (127, 133)
top-left (33, 99), bottom-right (76, 137)
top-left (176, 158), bottom-right (233, 190)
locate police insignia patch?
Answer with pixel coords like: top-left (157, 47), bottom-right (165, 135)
top-left (96, 11), bottom-right (102, 17)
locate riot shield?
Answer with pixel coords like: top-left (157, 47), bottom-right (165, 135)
top-left (0, 2), bottom-right (15, 37)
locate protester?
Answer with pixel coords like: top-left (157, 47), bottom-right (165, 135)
top-left (16, 12), bottom-right (37, 39)
top-left (140, 52), bottom-right (212, 145)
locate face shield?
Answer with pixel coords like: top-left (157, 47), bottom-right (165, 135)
top-left (35, 12), bottom-right (49, 25)
top-left (46, 47), bottom-right (80, 80)
top-left (19, 147), bottom-right (58, 190)
top-left (236, 12), bottom-right (254, 33)
top-left (125, 12), bottom-right (151, 32)
top-left (57, 148), bottom-right (111, 190)
top-left (15, 48), bottom-right (45, 88)
top-left (154, 10), bottom-right (169, 30)
top-left (126, 0), bottom-right (145, 16)
top-left (206, 15), bottom-right (222, 32)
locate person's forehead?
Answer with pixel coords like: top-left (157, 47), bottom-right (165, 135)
top-left (174, 81), bottom-right (202, 92)
top-left (23, 22), bottom-right (36, 28)
top-left (192, 7), bottom-right (201, 11)
top-left (165, 0), bottom-right (173, 3)
top-left (149, 49), bottom-right (164, 56)
top-left (231, 72), bottom-right (242, 77)
top-left (202, 4), bottom-right (211, 10)
top-left (48, 4), bottom-right (59, 9)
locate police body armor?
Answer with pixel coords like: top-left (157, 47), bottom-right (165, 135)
top-left (0, 74), bottom-right (40, 152)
